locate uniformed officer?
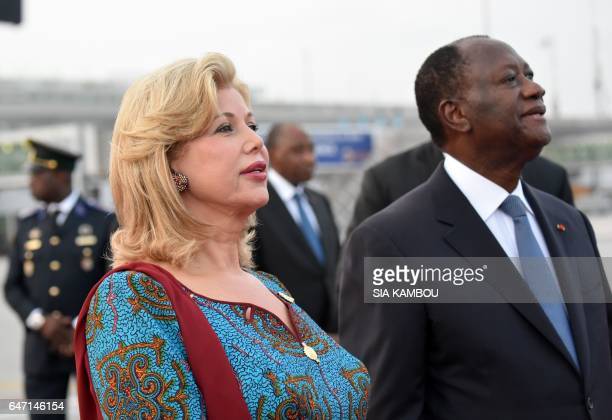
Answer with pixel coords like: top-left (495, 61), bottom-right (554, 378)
top-left (4, 139), bottom-right (116, 419)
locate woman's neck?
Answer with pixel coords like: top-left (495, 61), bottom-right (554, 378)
top-left (183, 234), bottom-right (243, 277)
top-left (162, 200), bottom-right (252, 278)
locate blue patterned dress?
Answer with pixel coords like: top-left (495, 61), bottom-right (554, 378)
top-left (85, 269), bottom-right (369, 419)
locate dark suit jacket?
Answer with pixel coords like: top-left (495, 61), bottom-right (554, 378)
top-left (4, 196), bottom-right (116, 375)
top-left (348, 142), bottom-right (574, 234)
top-left (339, 165), bottom-right (612, 420)
top-left (254, 184), bottom-right (340, 332)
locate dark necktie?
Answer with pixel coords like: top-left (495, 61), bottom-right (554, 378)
top-left (499, 195), bottom-right (578, 367)
top-left (45, 206), bottom-right (60, 234)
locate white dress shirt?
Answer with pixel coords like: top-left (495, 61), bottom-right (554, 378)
top-left (267, 169), bottom-right (321, 234)
top-left (46, 189), bottom-right (80, 226)
top-left (443, 153), bottom-right (552, 260)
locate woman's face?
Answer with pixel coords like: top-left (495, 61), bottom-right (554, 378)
top-left (172, 87), bottom-right (269, 219)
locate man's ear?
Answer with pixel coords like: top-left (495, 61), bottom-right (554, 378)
top-left (438, 99), bottom-right (471, 134)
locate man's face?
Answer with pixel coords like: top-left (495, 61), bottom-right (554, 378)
top-left (29, 168), bottom-right (64, 203)
top-left (458, 39), bottom-right (551, 160)
top-left (269, 126), bottom-right (316, 185)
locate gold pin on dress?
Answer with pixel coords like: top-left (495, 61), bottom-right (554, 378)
top-left (302, 342), bottom-right (320, 363)
top-left (277, 291), bottom-right (295, 303)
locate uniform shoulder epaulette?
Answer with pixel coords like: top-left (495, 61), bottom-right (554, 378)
top-left (18, 206), bottom-right (41, 220)
top-left (81, 197), bottom-right (110, 214)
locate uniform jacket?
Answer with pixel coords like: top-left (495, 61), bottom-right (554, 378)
top-left (4, 196), bottom-right (116, 375)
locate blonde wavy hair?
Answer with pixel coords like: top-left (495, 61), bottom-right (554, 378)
top-left (109, 53), bottom-right (256, 269)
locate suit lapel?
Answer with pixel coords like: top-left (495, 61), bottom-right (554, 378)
top-left (429, 166), bottom-right (582, 374)
top-left (523, 184), bottom-right (591, 381)
top-left (431, 166), bottom-right (537, 300)
top-left (265, 185), bottom-right (322, 267)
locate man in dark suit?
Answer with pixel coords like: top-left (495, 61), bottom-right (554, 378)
top-left (4, 140), bottom-right (115, 419)
top-left (339, 36), bottom-right (612, 419)
top-left (348, 141), bottom-right (574, 234)
top-left (254, 123), bottom-right (340, 332)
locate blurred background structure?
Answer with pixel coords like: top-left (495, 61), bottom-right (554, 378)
top-left (1, 0), bottom-right (611, 418)
top-left (2, 79), bottom-right (612, 246)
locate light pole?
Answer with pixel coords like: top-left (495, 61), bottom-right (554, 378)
top-left (540, 37), bottom-right (560, 118)
top-left (481, 0), bottom-right (491, 35)
top-left (590, 0), bottom-right (606, 117)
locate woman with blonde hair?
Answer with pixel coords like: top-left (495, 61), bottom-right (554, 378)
top-left (73, 53), bottom-right (369, 419)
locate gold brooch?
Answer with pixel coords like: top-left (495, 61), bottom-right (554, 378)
top-left (278, 292), bottom-right (295, 304)
top-left (302, 342), bottom-right (320, 363)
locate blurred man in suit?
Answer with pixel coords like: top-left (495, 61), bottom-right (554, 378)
top-left (348, 141), bottom-right (573, 234)
top-left (254, 123), bottom-right (340, 332)
top-left (339, 36), bottom-right (612, 419)
top-left (4, 140), bottom-right (115, 419)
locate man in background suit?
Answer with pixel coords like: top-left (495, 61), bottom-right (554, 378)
top-left (254, 124), bottom-right (340, 332)
top-left (339, 36), bottom-right (612, 419)
top-left (4, 140), bottom-right (115, 419)
top-left (348, 141), bottom-right (574, 234)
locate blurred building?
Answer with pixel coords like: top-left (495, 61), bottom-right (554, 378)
top-left (1, 78), bottom-right (612, 251)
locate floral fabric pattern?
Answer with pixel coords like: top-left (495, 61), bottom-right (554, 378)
top-left (86, 270), bottom-right (369, 419)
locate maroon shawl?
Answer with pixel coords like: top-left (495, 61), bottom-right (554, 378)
top-left (74, 262), bottom-right (250, 419)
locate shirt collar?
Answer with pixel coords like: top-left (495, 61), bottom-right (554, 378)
top-left (48, 189), bottom-right (80, 217)
top-left (268, 169), bottom-right (305, 202)
top-left (443, 153), bottom-right (534, 221)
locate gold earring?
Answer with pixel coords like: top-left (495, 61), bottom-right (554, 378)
top-left (171, 169), bottom-right (189, 192)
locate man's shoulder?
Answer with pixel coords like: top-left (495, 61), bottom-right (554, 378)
top-left (347, 182), bottom-right (441, 257)
top-left (78, 196), bottom-right (111, 215)
top-left (14, 208), bottom-right (42, 240)
top-left (528, 186), bottom-right (596, 244)
top-left (304, 186), bottom-right (330, 200)
top-left (530, 186), bottom-right (580, 219)
top-left (304, 187), bottom-right (334, 213)
top-left (370, 149), bottom-right (414, 172)
top-left (369, 142), bottom-right (437, 175)
top-left (529, 156), bottom-right (567, 175)
top-left (358, 180), bottom-right (435, 233)
top-left (75, 197), bottom-right (116, 224)
top-left (529, 187), bottom-right (601, 257)
top-left (530, 185), bottom-right (572, 208)
top-left (17, 206), bottom-right (42, 222)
